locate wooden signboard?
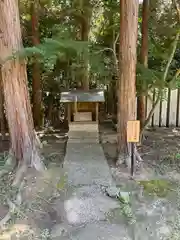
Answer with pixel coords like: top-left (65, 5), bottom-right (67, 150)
top-left (127, 120), bottom-right (140, 143)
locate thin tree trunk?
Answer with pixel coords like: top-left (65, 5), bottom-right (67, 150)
top-left (81, 21), bottom-right (89, 90)
top-left (31, 0), bottom-right (42, 129)
top-left (108, 82), bottom-right (114, 115)
top-left (117, 0), bottom-right (139, 167)
top-left (0, 0), bottom-right (45, 172)
top-left (137, 0), bottom-right (149, 129)
top-left (80, 1), bottom-right (92, 90)
top-left (47, 93), bottom-right (54, 124)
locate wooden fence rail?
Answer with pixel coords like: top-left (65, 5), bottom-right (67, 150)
top-left (105, 88), bottom-right (180, 127)
top-left (146, 88), bottom-right (180, 127)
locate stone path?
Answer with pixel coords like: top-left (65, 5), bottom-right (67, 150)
top-left (51, 122), bottom-right (174, 240)
top-left (64, 122), bottom-right (114, 187)
top-left (51, 122), bottom-right (129, 239)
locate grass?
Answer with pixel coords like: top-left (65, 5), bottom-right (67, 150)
top-left (137, 179), bottom-right (175, 197)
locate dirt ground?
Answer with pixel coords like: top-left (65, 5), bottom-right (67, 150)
top-left (100, 121), bottom-right (180, 181)
top-left (1, 122), bottom-right (180, 239)
top-left (0, 129), bottom-right (68, 239)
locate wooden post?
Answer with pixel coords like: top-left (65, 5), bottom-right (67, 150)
top-left (96, 102), bottom-right (99, 122)
top-left (127, 120), bottom-right (140, 176)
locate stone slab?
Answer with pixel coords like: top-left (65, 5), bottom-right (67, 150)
top-left (68, 122), bottom-right (99, 140)
top-left (64, 143), bottom-right (114, 186)
top-left (53, 185), bottom-right (119, 226)
top-left (62, 222), bottom-right (130, 240)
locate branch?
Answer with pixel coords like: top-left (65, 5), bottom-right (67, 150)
top-left (172, 0), bottom-right (180, 23)
top-left (141, 31), bottom-right (179, 134)
top-left (163, 32), bottom-right (179, 82)
top-left (142, 90), bottom-right (161, 132)
top-left (44, 8), bottom-right (88, 26)
top-left (167, 69), bottom-right (180, 88)
top-left (147, 93), bottom-right (153, 102)
top-left (95, 33), bottom-right (120, 78)
top-left (113, 33), bottom-right (120, 78)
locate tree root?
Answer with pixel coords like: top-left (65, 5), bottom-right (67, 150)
top-left (0, 180), bottom-right (25, 229)
top-left (0, 153), bottom-right (16, 179)
top-left (12, 148), bottom-right (46, 187)
top-left (12, 163), bottom-right (27, 187)
top-left (0, 139), bottom-right (47, 228)
top-left (31, 149), bottom-right (46, 172)
top-left (0, 209), bottom-right (11, 229)
top-left (116, 154), bottom-right (131, 168)
top-left (0, 149), bottom-right (46, 228)
top-left (34, 130), bottom-right (43, 149)
top-left (134, 146), bottom-right (143, 163)
top-left (117, 143), bottom-right (143, 174)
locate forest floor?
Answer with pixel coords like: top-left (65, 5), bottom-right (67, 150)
top-left (0, 122), bottom-right (180, 239)
top-left (100, 121), bottom-right (180, 182)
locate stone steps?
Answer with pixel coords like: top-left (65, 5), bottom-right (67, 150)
top-left (68, 122), bottom-right (99, 142)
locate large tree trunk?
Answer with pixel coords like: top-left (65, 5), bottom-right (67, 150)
top-left (31, 0), bottom-right (42, 129)
top-left (137, 0), bottom-right (149, 129)
top-left (0, 0), bottom-right (44, 173)
top-left (117, 0), bottom-right (139, 167)
top-left (81, 20), bottom-right (89, 90)
top-left (0, 70), bottom-right (6, 140)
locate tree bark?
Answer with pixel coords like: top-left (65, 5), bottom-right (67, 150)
top-left (0, 70), bottom-right (6, 139)
top-left (47, 93), bottom-right (54, 124)
top-left (31, 0), bottom-right (42, 129)
top-left (137, 0), bottom-right (149, 129)
top-left (117, 0), bottom-right (139, 167)
top-left (80, 1), bottom-right (92, 90)
top-left (0, 0), bottom-right (44, 171)
top-left (81, 20), bottom-right (89, 90)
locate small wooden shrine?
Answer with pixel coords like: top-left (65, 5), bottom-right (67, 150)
top-left (60, 89), bottom-right (105, 123)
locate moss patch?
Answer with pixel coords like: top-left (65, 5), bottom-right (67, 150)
top-left (138, 179), bottom-right (174, 197)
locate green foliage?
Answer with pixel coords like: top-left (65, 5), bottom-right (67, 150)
top-left (136, 0), bottom-right (180, 100)
top-left (138, 179), bottom-right (173, 197)
top-left (137, 34), bottom-right (180, 97)
top-left (19, 0), bottom-right (180, 87)
top-left (17, 0), bottom-right (180, 127)
top-left (117, 193), bottom-right (136, 224)
top-left (11, 38), bottom-right (88, 64)
top-left (136, 63), bottom-right (163, 91)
